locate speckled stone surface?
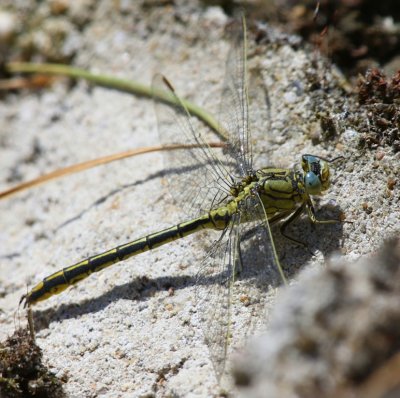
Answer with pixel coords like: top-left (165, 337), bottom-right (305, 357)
top-left (1, 1), bottom-right (399, 397)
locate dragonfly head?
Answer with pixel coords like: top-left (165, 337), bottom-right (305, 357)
top-left (301, 154), bottom-right (343, 195)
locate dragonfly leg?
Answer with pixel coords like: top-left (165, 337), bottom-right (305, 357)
top-left (237, 224), bottom-right (265, 274)
top-left (280, 203), bottom-right (310, 249)
top-left (306, 198), bottom-right (340, 224)
top-left (236, 223), bottom-right (268, 275)
top-left (237, 241), bottom-right (244, 276)
top-left (268, 211), bottom-right (292, 226)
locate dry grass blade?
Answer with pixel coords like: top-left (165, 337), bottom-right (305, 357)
top-left (0, 75), bottom-right (58, 90)
top-left (0, 143), bottom-right (225, 200)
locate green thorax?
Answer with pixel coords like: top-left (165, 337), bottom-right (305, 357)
top-left (256, 167), bottom-right (307, 216)
top-left (209, 167), bottom-right (307, 230)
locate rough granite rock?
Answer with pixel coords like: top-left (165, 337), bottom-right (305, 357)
top-left (235, 238), bottom-right (400, 398)
top-left (1, 1), bottom-right (399, 397)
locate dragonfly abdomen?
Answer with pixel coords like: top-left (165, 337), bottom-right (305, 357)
top-left (22, 213), bottom-right (217, 306)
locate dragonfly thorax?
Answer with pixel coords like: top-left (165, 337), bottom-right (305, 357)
top-left (252, 167), bottom-right (307, 219)
top-left (229, 174), bottom-right (257, 197)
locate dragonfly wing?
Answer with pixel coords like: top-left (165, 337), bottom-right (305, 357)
top-left (195, 214), bottom-right (240, 379)
top-left (232, 193), bottom-right (285, 335)
top-left (152, 74), bottom-right (232, 218)
top-left (217, 16), bottom-right (252, 175)
top-left (195, 192), bottom-right (284, 379)
top-left (218, 16), bottom-right (273, 174)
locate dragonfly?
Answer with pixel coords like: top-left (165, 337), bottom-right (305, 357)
top-left (21, 17), bottom-right (341, 379)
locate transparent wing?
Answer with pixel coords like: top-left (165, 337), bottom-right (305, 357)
top-left (247, 70), bottom-right (272, 170)
top-left (152, 74), bottom-right (233, 218)
top-left (217, 16), bottom-right (252, 176)
top-left (195, 194), bottom-right (283, 379)
top-left (195, 214), bottom-right (240, 379)
top-left (233, 193), bottom-right (283, 334)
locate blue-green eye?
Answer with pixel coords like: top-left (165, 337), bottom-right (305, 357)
top-left (303, 155), bottom-right (317, 165)
top-left (304, 171), bottom-right (322, 195)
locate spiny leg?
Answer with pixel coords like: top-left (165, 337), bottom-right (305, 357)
top-left (239, 210), bottom-right (291, 245)
top-left (281, 196), bottom-right (344, 248)
top-left (279, 203), bottom-right (313, 253)
top-left (237, 210), bottom-right (294, 274)
top-left (280, 198), bottom-right (343, 254)
top-left (306, 198), bottom-right (341, 225)
top-left (237, 223), bottom-right (268, 276)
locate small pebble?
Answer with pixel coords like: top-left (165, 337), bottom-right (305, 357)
top-left (283, 91), bottom-right (297, 104)
top-left (371, 161), bottom-right (379, 169)
top-left (362, 203), bottom-right (373, 214)
top-left (387, 177), bottom-right (397, 190)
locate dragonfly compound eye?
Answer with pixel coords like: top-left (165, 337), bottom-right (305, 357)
top-left (304, 171), bottom-right (323, 195)
top-left (302, 155), bottom-right (331, 194)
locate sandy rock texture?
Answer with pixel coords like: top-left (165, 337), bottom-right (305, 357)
top-left (1, 1), bottom-right (399, 397)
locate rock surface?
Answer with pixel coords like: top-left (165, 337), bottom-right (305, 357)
top-left (1, 1), bottom-right (399, 396)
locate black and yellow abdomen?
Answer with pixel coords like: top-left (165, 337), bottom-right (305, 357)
top-left (22, 206), bottom-right (236, 306)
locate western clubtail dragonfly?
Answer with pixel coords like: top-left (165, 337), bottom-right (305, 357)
top-left (21, 17), bottom-right (341, 378)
